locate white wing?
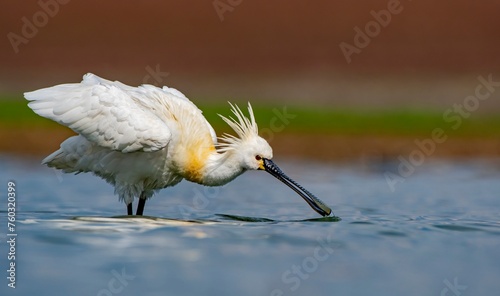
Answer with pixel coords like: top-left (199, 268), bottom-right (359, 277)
top-left (25, 73), bottom-right (176, 153)
top-left (159, 86), bottom-right (217, 145)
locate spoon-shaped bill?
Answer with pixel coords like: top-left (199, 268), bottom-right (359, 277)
top-left (262, 158), bottom-right (332, 217)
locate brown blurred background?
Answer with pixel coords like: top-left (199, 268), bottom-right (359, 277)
top-left (1, 0), bottom-right (500, 159)
top-left (1, 0), bottom-right (500, 108)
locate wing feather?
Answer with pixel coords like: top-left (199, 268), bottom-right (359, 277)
top-left (25, 73), bottom-right (173, 153)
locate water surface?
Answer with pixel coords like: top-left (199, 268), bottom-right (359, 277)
top-left (1, 155), bottom-right (499, 296)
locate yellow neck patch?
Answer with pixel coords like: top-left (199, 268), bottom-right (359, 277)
top-left (181, 143), bottom-right (215, 184)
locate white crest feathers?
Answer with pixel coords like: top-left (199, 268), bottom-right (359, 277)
top-left (217, 102), bottom-right (259, 152)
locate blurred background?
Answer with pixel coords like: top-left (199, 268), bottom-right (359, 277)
top-left (1, 0), bottom-right (500, 160)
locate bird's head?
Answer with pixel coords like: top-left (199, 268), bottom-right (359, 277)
top-left (239, 135), bottom-right (274, 170)
top-left (217, 103), bottom-right (272, 170)
top-left (218, 103), bottom-right (332, 217)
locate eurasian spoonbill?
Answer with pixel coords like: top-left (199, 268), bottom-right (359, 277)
top-left (25, 73), bottom-right (332, 217)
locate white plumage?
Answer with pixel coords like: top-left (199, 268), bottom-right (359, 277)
top-left (25, 73), bottom-right (332, 217)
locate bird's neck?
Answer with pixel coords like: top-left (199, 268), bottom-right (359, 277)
top-left (199, 150), bottom-right (246, 186)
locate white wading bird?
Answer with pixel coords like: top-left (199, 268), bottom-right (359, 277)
top-left (25, 73), bottom-right (332, 217)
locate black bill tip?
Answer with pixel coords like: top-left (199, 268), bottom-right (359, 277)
top-left (262, 158), bottom-right (332, 217)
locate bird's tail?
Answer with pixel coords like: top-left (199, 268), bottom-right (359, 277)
top-left (43, 135), bottom-right (91, 173)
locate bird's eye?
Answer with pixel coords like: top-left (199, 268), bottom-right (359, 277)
top-left (255, 155), bottom-right (262, 161)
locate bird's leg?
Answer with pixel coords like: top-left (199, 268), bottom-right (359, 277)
top-left (136, 192), bottom-right (147, 216)
top-left (127, 203), bottom-right (133, 215)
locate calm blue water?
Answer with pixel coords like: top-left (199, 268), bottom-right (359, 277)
top-left (1, 154), bottom-right (499, 296)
